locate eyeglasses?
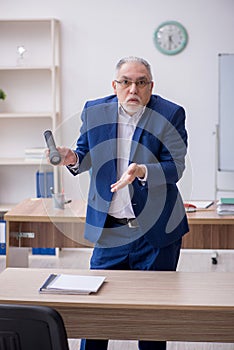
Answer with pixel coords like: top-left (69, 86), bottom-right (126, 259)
top-left (115, 79), bottom-right (152, 89)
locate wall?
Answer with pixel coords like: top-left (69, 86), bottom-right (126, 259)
top-left (2, 0), bottom-right (234, 201)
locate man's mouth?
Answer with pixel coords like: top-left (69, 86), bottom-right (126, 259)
top-left (127, 98), bottom-right (140, 104)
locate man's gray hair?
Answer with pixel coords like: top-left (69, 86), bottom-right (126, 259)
top-left (115, 56), bottom-right (153, 80)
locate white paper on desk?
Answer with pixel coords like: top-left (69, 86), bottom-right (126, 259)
top-left (217, 204), bottom-right (234, 215)
top-left (184, 200), bottom-right (214, 209)
top-left (47, 274), bottom-right (106, 294)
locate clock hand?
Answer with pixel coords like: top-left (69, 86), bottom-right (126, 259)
top-left (168, 35), bottom-right (172, 50)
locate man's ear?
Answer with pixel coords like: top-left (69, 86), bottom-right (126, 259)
top-left (112, 80), bottom-right (117, 94)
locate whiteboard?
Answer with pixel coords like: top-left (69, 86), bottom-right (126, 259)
top-left (218, 54), bottom-right (234, 171)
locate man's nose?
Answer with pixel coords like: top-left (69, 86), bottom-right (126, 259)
top-left (129, 82), bottom-right (138, 93)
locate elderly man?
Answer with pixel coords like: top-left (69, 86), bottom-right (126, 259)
top-left (50, 56), bottom-right (189, 350)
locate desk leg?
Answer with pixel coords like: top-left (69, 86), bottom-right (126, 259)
top-left (6, 221), bottom-right (29, 268)
top-left (7, 247), bottom-right (29, 267)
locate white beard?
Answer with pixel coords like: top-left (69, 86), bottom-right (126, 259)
top-left (122, 103), bottom-right (143, 116)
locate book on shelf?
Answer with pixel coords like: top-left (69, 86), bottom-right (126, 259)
top-left (39, 273), bottom-right (106, 295)
top-left (24, 147), bottom-right (46, 161)
top-left (217, 198), bottom-right (234, 216)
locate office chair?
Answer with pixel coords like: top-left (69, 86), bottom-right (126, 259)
top-left (0, 304), bottom-right (69, 350)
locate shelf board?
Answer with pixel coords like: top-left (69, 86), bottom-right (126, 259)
top-left (0, 18), bottom-right (58, 23)
top-left (0, 66), bottom-right (57, 71)
top-left (0, 112), bottom-right (53, 119)
top-left (0, 158), bottom-right (49, 166)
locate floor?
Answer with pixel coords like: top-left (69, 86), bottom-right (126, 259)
top-left (1, 248), bottom-right (234, 350)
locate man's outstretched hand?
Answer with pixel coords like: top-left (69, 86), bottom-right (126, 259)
top-left (110, 163), bottom-right (146, 192)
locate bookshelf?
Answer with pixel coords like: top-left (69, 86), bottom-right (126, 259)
top-left (0, 19), bottom-right (61, 207)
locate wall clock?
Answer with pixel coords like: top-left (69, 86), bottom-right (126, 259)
top-left (154, 21), bottom-right (188, 55)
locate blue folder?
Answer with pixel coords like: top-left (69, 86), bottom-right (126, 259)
top-left (36, 170), bottom-right (54, 198)
top-left (0, 220), bottom-right (6, 255)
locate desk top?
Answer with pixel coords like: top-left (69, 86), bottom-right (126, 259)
top-left (4, 198), bottom-right (86, 223)
top-left (4, 198), bottom-right (234, 225)
top-left (0, 268), bottom-right (234, 311)
top-left (186, 203), bottom-right (234, 224)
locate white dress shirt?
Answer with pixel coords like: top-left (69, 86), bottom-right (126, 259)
top-left (108, 105), bottom-right (146, 219)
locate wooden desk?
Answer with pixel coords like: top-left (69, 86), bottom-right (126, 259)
top-left (184, 205), bottom-right (234, 249)
top-left (4, 199), bottom-right (234, 266)
top-left (4, 198), bottom-right (92, 267)
top-left (0, 268), bottom-right (234, 342)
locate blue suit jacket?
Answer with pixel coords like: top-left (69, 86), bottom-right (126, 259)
top-left (68, 94), bottom-right (189, 248)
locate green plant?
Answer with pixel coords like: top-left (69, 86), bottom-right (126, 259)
top-left (0, 89), bottom-right (6, 100)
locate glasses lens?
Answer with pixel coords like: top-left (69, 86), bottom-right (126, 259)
top-left (122, 80), bottom-right (131, 87)
top-left (116, 80), bottom-right (150, 89)
top-left (137, 80), bottom-right (147, 87)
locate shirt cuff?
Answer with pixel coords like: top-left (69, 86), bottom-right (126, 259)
top-left (67, 152), bottom-right (79, 171)
top-left (137, 165), bottom-right (148, 184)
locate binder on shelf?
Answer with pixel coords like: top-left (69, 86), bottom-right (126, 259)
top-left (36, 170), bottom-right (54, 198)
top-left (0, 220), bottom-right (6, 255)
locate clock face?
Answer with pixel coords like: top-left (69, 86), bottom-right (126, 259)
top-left (154, 21), bottom-right (188, 55)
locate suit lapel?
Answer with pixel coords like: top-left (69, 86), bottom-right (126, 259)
top-left (105, 103), bottom-right (118, 158)
top-left (130, 108), bottom-right (152, 161)
top-left (102, 103), bottom-right (118, 178)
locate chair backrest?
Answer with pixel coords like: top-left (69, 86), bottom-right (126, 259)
top-left (0, 304), bottom-right (69, 350)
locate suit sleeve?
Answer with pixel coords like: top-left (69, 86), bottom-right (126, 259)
top-left (146, 106), bottom-right (188, 188)
top-left (66, 103), bottom-right (92, 176)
